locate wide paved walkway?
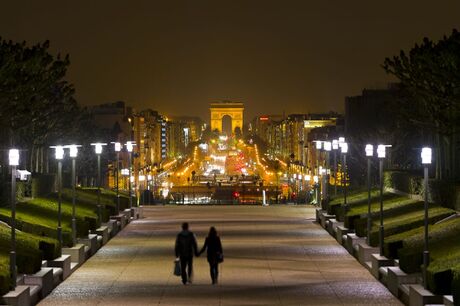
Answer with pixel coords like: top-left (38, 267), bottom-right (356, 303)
top-left (39, 206), bottom-right (401, 306)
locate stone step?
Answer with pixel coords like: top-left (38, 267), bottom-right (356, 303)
top-left (24, 267), bottom-right (54, 298)
top-left (2, 285), bottom-right (30, 306)
top-left (29, 284), bottom-right (41, 305)
top-left (443, 295), bottom-right (454, 306)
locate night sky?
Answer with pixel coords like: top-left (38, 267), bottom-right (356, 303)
top-left (1, 1), bottom-right (459, 121)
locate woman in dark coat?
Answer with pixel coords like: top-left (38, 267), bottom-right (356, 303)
top-left (199, 226), bottom-right (223, 284)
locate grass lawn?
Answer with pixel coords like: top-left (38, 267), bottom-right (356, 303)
top-left (366, 206), bottom-right (454, 247)
top-left (0, 196), bottom-right (99, 247)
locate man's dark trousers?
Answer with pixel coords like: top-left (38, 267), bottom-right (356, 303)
top-left (180, 256), bottom-right (193, 284)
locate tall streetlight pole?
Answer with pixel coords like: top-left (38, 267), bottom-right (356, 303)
top-left (377, 144), bottom-right (386, 256)
top-left (332, 139), bottom-right (339, 197)
top-left (66, 145), bottom-right (81, 246)
top-left (126, 141), bottom-right (135, 209)
top-left (340, 142), bottom-right (348, 212)
top-left (315, 141), bottom-right (322, 204)
top-left (421, 147), bottom-right (432, 289)
top-left (51, 145), bottom-right (65, 249)
top-left (113, 142), bottom-right (122, 212)
top-left (9, 149), bottom-right (19, 289)
top-left (324, 141), bottom-right (331, 205)
top-left (365, 144), bottom-right (374, 244)
top-left (91, 143), bottom-right (107, 224)
top-left (313, 175), bottom-right (319, 205)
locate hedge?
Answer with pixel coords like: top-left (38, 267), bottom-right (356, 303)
top-left (384, 170), bottom-right (459, 210)
top-left (31, 174), bottom-right (55, 197)
top-left (0, 223), bottom-right (57, 274)
top-left (0, 253), bottom-right (9, 295)
top-left (453, 267), bottom-right (460, 306)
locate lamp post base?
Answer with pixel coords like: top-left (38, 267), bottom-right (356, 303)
top-left (9, 250), bottom-right (16, 289)
top-left (57, 226), bottom-right (62, 249)
top-left (423, 250), bottom-right (430, 289)
top-left (97, 205), bottom-right (102, 225)
top-left (71, 218), bottom-right (77, 246)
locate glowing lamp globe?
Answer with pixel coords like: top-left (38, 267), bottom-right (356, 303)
top-left (377, 145), bottom-right (386, 159)
top-left (55, 146), bottom-right (64, 160)
top-left (9, 149), bottom-right (19, 166)
top-left (421, 147), bottom-right (432, 165)
top-left (340, 142), bottom-right (348, 154)
top-left (69, 145), bottom-right (78, 158)
top-left (365, 144), bottom-right (373, 157)
top-left (324, 141), bottom-right (332, 152)
top-left (332, 139), bottom-right (339, 150)
top-left (114, 142), bottom-right (122, 152)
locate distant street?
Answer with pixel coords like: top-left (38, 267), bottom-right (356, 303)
top-left (39, 206), bottom-right (401, 306)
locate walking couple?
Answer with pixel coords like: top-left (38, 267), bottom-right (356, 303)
top-left (175, 222), bottom-right (223, 285)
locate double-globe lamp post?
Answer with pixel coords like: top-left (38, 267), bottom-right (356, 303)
top-left (113, 142), bottom-right (122, 213)
top-left (313, 175), bottom-right (319, 205)
top-left (324, 141), bottom-right (332, 205)
top-left (421, 147), bottom-right (432, 289)
top-left (365, 144), bottom-right (374, 244)
top-left (91, 143), bottom-right (107, 224)
top-left (8, 149), bottom-right (19, 289)
top-left (340, 141), bottom-right (348, 212)
top-left (51, 145), bottom-right (65, 250)
top-left (315, 141), bottom-right (322, 205)
top-left (332, 139), bottom-right (339, 196)
top-left (66, 145), bottom-right (81, 246)
top-left (377, 144), bottom-right (387, 255)
top-left (126, 141), bottom-right (134, 209)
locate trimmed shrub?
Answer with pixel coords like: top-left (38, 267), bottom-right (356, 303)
top-left (0, 254), bottom-right (10, 295)
top-left (384, 170), bottom-right (458, 210)
top-left (453, 267), bottom-right (460, 306)
top-left (32, 174), bottom-right (55, 197)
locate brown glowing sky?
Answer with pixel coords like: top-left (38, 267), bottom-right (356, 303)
top-left (1, 1), bottom-right (459, 121)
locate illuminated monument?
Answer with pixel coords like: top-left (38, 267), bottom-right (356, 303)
top-left (209, 101), bottom-right (244, 134)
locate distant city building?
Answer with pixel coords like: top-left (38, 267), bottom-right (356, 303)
top-left (251, 113), bottom-right (341, 165)
top-left (345, 84), bottom-right (399, 137)
top-left (167, 116), bottom-right (204, 158)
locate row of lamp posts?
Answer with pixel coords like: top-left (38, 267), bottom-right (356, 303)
top-left (315, 140), bottom-right (432, 289)
top-left (7, 140), bottom-right (136, 289)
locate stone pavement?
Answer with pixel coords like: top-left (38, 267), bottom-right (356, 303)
top-left (39, 205), bottom-right (402, 306)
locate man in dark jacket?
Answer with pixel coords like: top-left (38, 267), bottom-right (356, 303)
top-left (175, 222), bottom-right (198, 284)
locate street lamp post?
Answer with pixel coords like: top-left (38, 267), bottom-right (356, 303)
top-left (365, 144), bottom-right (374, 244)
top-left (332, 139), bottom-right (339, 197)
top-left (324, 141), bottom-right (331, 205)
top-left (113, 142), bottom-right (122, 213)
top-left (421, 147), bottom-right (432, 289)
top-left (9, 149), bottom-right (19, 289)
top-left (121, 168), bottom-right (129, 193)
top-left (126, 141), bottom-right (134, 209)
top-left (313, 175), bottom-right (319, 205)
top-left (67, 145), bottom-right (81, 246)
top-left (51, 145), bottom-right (65, 249)
top-left (315, 141), bottom-right (322, 204)
top-left (139, 174), bottom-right (145, 205)
top-left (340, 142), bottom-right (348, 212)
top-left (377, 144), bottom-right (386, 256)
top-left (91, 143), bottom-right (107, 224)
